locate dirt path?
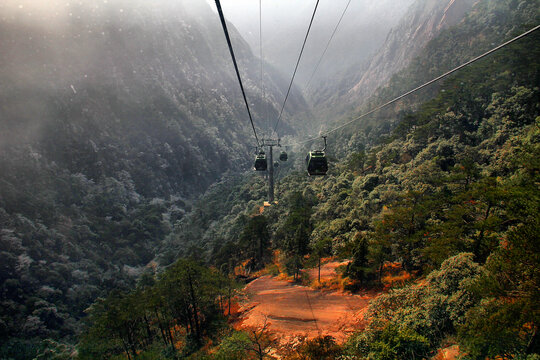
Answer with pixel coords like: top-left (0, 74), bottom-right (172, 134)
top-left (235, 262), bottom-right (374, 344)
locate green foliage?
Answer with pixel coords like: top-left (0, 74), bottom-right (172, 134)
top-left (345, 323), bottom-right (430, 360)
top-left (458, 171), bottom-right (540, 358)
top-left (213, 331), bottom-right (251, 360)
top-left (366, 254), bottom-right (481, 349)
top-left (214, 322), bottom-right (276, 360)
top-left (288, 336), bottom-right (343, 360)
top-left (239, 216), bottom-right (271, 270)
top-left (345, 234), bottom-right (373, 286)
top-left (78, 259), bottom-right (234, 359)
top-left (0, 338), bottom-right (42, 360)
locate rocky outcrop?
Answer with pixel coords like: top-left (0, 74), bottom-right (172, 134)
top-left (349, 0), bottom-right (478, 102)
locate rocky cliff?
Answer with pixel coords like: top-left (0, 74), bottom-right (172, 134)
top-left (349, 0), bottom-right (478, 100)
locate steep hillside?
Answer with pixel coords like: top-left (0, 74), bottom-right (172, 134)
top-left (348, 0), bottom-right (477, 101)
top-left (0, 0), bottom-right (308, 355)
top-left (327, 0), bottom-right (540, 155)
top-left (0, 0), bottom-right (306, 198)
top-left (79, 20), bottom-right (539, 358)
top-left (309, 0), bottom-right (477, 125)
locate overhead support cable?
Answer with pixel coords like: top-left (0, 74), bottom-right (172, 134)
top-left (273, 0), bottom-right (321, 134)
top-left (259, 0), bottom-right (268, 137)
top-left (215, 0), bottom-right (260, 147)
top-left (290, 23), bottom-right (540, 146)
top-left (304, 0), bottom-right (352, 92)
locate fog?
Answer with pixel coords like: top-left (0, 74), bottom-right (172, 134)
top-left (0, 0), bottom-right (415, 147)
top-left (207, 0), bottom-right (414, 91)
top-left (1, 0), bottom-right (414, 93)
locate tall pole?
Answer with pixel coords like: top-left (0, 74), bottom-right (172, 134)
top-left (268, 145), bottom-right (274, 202)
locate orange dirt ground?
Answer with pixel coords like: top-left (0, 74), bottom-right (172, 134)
top-left (233, 262), bottom-right (375, 345)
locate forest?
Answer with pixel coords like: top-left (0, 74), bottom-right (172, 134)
top-left (0, 0), bottom-right (539, 359)
top-left (75, 8), bottom-right (539, 359)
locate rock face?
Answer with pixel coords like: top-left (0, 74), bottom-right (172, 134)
top-left (310, 0), bottom-right (478, 120)
top-left (349, 0), bottom-right (477, 100)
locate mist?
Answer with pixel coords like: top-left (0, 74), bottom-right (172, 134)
top-left (0, 0), bottom-right (416, 149)
top-left (0, 0), bottom-right (220, 146)
top-left (208, 0), bottom-right (414, 92)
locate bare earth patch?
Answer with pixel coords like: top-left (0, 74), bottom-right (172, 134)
top-left (234, 262), bottom-right (375, 345)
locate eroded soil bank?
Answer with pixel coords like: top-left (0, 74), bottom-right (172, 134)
top-left (234, 262), bottom-right (375, 345)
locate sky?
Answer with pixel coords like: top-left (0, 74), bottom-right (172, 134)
top-left (204, 0), bottom-right (414, 89)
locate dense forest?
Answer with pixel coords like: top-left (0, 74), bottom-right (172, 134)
top-left (0, 0), bottom-right (305, 357)
top-left (1, 0), bottom-right (539, 359)
top-left (77, 1), bottom-right (539, 358)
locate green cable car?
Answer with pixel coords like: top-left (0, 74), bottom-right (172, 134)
top-left (306, 136), bottom-right (328, 176)
top-left (254, 151), bottom-right (267, 171)
top-left (279, 151), bottom-right (288, 161)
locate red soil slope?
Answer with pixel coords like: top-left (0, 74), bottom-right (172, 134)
top-left (234, 262), bottom-right (375, 344)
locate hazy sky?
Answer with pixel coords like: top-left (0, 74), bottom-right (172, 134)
top-left (0, 0), bottom-right (414, 92)
top-left (204, 0), bottom-right (414, 88)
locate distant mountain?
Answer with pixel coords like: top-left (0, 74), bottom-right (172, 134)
top-left (348, 0), bottom-right (477, 101)
top-left (308, 0), bottom-right (477, 125)
top-left (223, 0), bottom-right (413, 94)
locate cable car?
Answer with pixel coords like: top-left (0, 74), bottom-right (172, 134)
top-left (254, 151), bottom-right (267, 171)
top-left (306, 136), bottom-right (328, 176)
top-left (279, 151), bottom-right (288, 161)
top-left (274, 161), bottom-right (279, 168)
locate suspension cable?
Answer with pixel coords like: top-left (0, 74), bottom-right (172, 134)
top-left (289, 23), bottom-right (540, 147)
top-left (273, 0), bottom-right (321, 134)
top-left (259, 0), bottom-right (268, 138)
top-left (304, 0), bottom-right (352, 92)
top-left (215, 0), bottom-right (260, 147)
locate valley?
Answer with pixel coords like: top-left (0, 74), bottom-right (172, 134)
top-left (0, 0), bottom-right (539, 359)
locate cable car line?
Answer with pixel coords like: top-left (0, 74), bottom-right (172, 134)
top-left (273, 0), bottom-right (321, 134)
top-left (259, 0), bottom-right (268, 138)
top-left (288, 23), bottom-right (540, 147)
top-left (304, 0), bottom-right (353, 92)
top-left (214, 0), bottom-right (261, 147)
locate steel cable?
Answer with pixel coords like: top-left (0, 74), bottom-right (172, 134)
top-left (215, 0), bottom-right (261, 147)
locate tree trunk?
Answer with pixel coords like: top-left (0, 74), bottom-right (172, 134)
top-left (474, 202), bottom-right (492, 260)
top-left (228, 285), bottom-right (232, 316)
top-left (144, 314), bottom-right (153, 345)
top-left (126, 325), bottom-right (138, 359)
top-left (378, 262), bottom-right (384, 285)
top-left (318, 257), bottom-right (321, 283)
top-left (154, 309), bottom-right (168, 345)
top-left (167, 324), bottom-right (175, 346)
top-left (122, 339), bottom-right (132, 360)
top-left (187, 269), bottom-right (202, 340)
top-left (185, 306), bottom-right (194, 334)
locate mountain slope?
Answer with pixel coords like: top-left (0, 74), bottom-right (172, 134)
top-left (0, 0), bottom-right (308, 352)
top-left (308, 0), bottom-right (477, 125)
top-left (0, 0), bottom-right (306, 197)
